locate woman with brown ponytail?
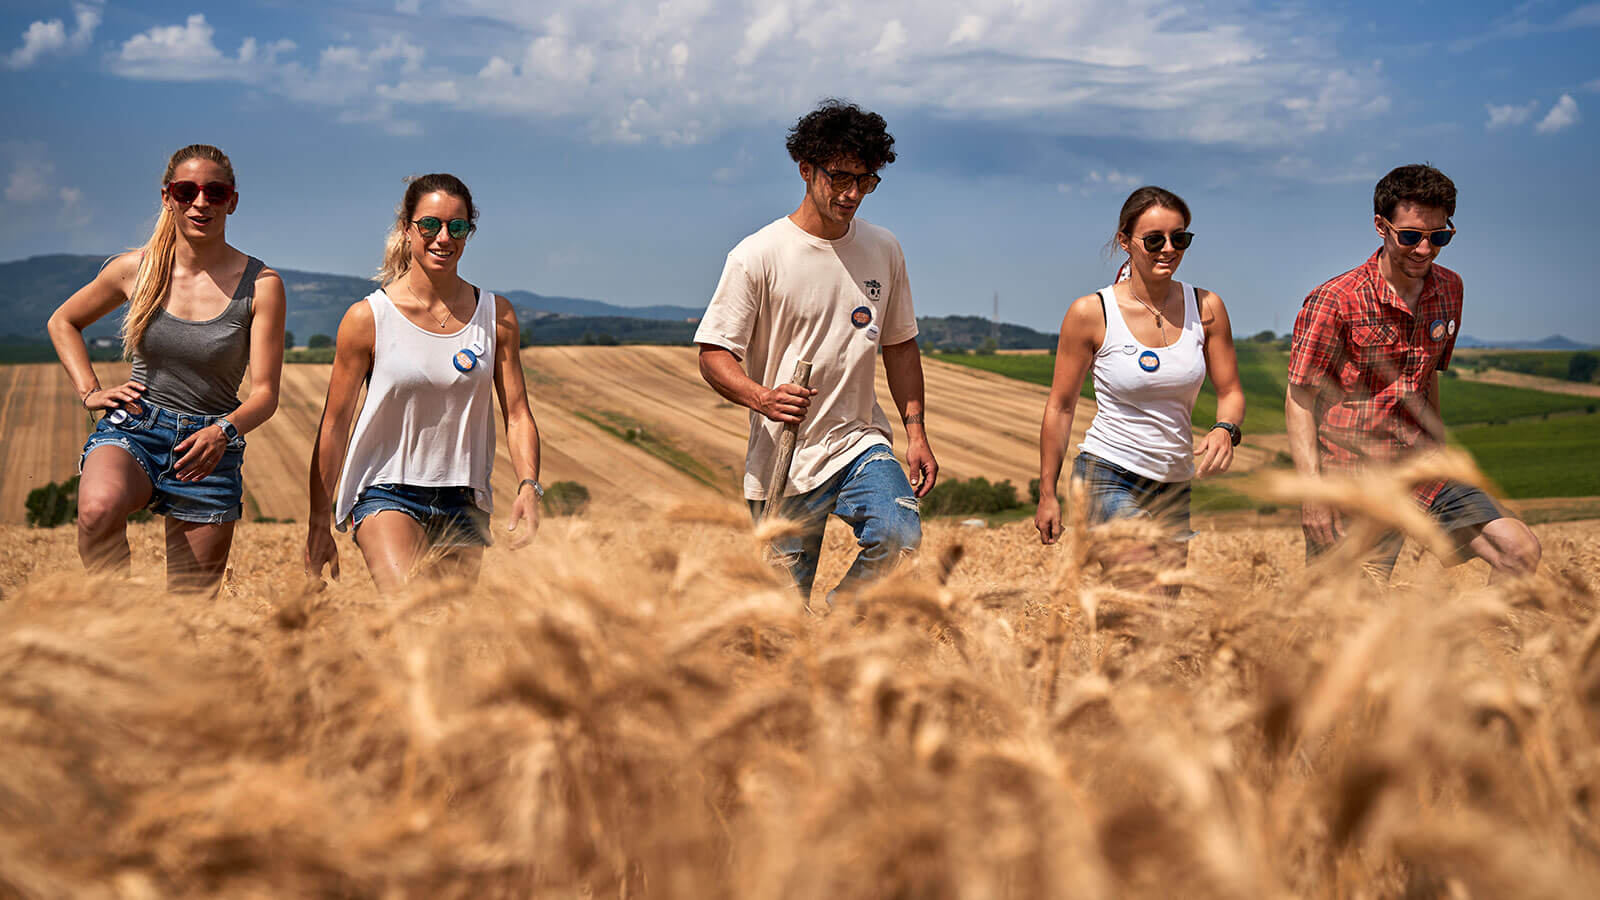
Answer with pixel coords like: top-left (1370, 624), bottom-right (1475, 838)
top-left (46, 144), bottom-right (286, 592)
top-left (305, 173), bottom-right (542, 593)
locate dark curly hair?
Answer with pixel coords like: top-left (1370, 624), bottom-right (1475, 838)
top-left (785, 99), bottom-right (897, 170)
top-left (1374, 164), bottom-right (1456, 220)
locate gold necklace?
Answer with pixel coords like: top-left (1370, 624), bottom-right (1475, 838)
top-left (406, 280), bottom-right (456, 330)
top-left (1127, 283), bottom-right (1169, 342)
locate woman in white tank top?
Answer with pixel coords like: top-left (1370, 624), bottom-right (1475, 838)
top-left (1034, 187), bottom-right (1246, 564)
top-left (305, 174), bottom-right (545, 593)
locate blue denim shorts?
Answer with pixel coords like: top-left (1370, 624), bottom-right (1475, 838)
top-left (1306, 479), bottom-right (1510, 576)
top-left (351, 483), bottom-right (491, 548)
top-left (79, 403), bottom-right (246, 524)
top-left (1072, 451), bottom-right (1193, 540)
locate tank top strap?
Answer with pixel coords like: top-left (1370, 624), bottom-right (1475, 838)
top-left (225, 256), bottom-right (265, 318)
top-left (1096, 285), bottom-right (1133, 353)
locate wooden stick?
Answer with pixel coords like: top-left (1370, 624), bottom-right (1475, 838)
top-left (762, 359), bottom-right (814, 519)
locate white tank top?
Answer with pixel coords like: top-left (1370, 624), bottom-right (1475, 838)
top-left (1077, 281), bottom-right (1207, 482)
top-left (333, 286), bottom-right (498, 530)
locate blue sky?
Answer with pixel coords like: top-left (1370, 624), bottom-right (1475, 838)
top-left (2, 0), bottom-right (1597, 341)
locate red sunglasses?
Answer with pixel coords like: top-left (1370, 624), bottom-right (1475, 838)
top-left (166, 180), bottom-right (235, 205)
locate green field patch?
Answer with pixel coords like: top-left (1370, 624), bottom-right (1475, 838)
top-left (573, 408), bottom-right (725, 490)
top-left (1453, 412), bottom-right (1600, 498)
top-left (1455, 349), bottom-right (1600, 384)
top-left (931, 345), bottom-right (1292, 433)
top-left (932, 344), bottom-right (1595, 436)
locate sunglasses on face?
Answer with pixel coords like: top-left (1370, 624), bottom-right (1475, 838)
top-left (1383, 218), bottom-right (1455, 248)
top-left (412, 216), bottom-right (474, 240)
top-left (1134, 230), bottom-right (1194, 252)
top-left (813, 165), bottom-right (881, 194)
top-left (166, 180), bottom-right (235, 205)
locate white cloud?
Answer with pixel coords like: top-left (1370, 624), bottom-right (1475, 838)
top-left (1585, 77), bottom-right (1600, 93)
top-left (1, 142), bottom-right (93, 233)
top-left (5, 2), bottom-right (101, 69)
top-left (1486, 99), bottom-right (1539, 129)
top-left (97, 1), bottom-right (1395, 150)
top-left (1057, 169), bottom-right (1142, 194)
top-left (1535, 93), bottom-right (1579, 133)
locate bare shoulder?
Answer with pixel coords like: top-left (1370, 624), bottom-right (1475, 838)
top-left (493, 292), bottom-right (517, 319)
top-left (253, 263), bottom-right (284, 286)
top-left (1062, 292), bottom-right (1106, 327)
top-left (1192, 285), bottom-right (1226, 310)
top-left (99, 250), bottom-right (143, 287)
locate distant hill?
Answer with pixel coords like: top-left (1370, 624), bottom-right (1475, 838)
top-left (1455, 334), bottom-right (1596, 350)
top-left (0, 254), bottom-right (701, 344)
top-left (915, 315), bottom-right (1057, 351)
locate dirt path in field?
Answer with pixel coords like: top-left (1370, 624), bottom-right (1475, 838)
top-left (1456, 367), bottom-right (1600, 398)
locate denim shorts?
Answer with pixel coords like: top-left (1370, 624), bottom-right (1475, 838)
top-left (1072, 451), bottom-right (1193, 540)
top-left (350, 483), bottom-right (491, 548)
top-left (79, 403), bottom-right (245, 524)
top-left (1306, 479), bottom-right (1510, 576)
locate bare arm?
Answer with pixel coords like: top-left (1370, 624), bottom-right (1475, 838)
top-left (308, 304), bottom-right (375, 527)
top-left (1286, 381), bottom-right (1341, 545)
top-left (696, 344), bottom-right (816, 423)
top-left (492, 296), bottom-right (542, 544)
top-left (304, 301), bottom-right (376, 579)
top-left (1195, 289), bottom-right (1245, 478)
top-left (881, 338), bottom-right (938, 497)
top-left (46, 252), bottom-right (142, 407)
top-left (1036, 294), bottom-right (1103, 544)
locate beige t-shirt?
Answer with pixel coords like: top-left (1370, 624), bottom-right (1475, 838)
top-left (695, 216), bottom-right (919, 499)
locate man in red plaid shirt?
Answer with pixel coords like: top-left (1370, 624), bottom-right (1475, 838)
top-left (1285, 164), bottom-right (1541, 580)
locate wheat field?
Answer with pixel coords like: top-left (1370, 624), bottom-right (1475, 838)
top-left (3, 484), bottom-right (1600, 897)
top-left (4, 350), bottom-right (1600, 897)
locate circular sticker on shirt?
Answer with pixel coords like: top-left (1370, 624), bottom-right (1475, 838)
top-left (107, 408), bottom-right (129, 425)
top-left (850, 305), bottom-right (873, 328)
top-left (453, 348), bottom-right (479, 372)
top-left (1120, 343), bottom-right (1138, 355)
top-left (1447, 319), bottom-right (1457, 336)
top-left (865, 324), bottom-right (881, 342)
top-left (1138, 350), bottom-right (1161, 372)
top-left (1429, 319), bottom-right (1447, 341)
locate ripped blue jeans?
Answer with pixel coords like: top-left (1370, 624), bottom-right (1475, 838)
top-left (748, 443), bottom-right (922, 607)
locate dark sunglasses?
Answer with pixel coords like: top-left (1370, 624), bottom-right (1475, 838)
top-left (1383, 218), bottom-right (1455, 247)
top-left (412, 216), bottom-right (474, 240)
top-left (166, 180), bottom-right (235, 205)
top-left (1136, 230), bottom-right (1194, 252)
top-left (814, 165), bottom-right (881, 194)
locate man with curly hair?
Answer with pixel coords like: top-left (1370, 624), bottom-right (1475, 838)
top-left (694, 99), bottom-right (938, 609)
top-left (1286, 163), bottom-right (1541, 580)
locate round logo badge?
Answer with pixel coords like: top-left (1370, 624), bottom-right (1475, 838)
top-left (107, 408), bottom-right (129, 425)
top-left (1121, 344), bottom-right (1138, 355)
top-left (865, 324), bottom-right (881, 342)
top-left (1429, 319), bottom-right (1447, 341)
top-left (453, 348), bottom-right (479, 373)
top-left (1138, 350), bottom-right (1161, 372)
top-left (1447, 319), bottom-right (1457, 336)
top-left (850, 305), bottom-right (873, 328)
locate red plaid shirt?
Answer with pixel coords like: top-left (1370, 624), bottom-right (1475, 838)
top-left (1287, 249), bottom-right (1463, 505)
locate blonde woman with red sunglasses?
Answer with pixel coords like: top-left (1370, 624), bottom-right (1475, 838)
top-left (47, 144), bottom-right (286, 593)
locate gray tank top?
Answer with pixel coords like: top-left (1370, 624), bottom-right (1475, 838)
top-left (130, 256), bottom-right (263, 416)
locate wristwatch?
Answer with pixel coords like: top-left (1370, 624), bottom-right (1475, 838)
top-left (1210, 421), bottom-right (1242, 446)
top-left (215, 417), bottom-right (240, 442)
top-left (519, 478), bottom-right (545, 500)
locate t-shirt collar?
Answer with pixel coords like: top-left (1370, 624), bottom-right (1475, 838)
top-left (783, 215), bottom-right (857, 250)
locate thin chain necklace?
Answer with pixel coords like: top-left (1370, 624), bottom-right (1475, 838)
top-left (406, 279), bottom-right (458, 330)
top-left (1126, 282), bottom-right (1170, 343)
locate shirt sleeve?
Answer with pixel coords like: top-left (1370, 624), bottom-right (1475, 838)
top-left (693, 251), bottom-right (761, 359)
top-left (1287, 288), bottom-right (1344, 389)
top-left (878, 239), bottom-right (919, 346)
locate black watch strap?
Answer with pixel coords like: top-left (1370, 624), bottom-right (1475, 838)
top-left (1210, 421), bottom-right (1241, 446)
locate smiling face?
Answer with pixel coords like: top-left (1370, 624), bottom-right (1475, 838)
top-left (1376, 200), bottom-right (1450, 281)
top-left (407, 191), bottom-right (471, 277)
top-left (799, 156), bottom-right (874, 237)
top-left (1119, 204), bottom-right (1188, 282)
top-left (163, 158), bottom-right (237, 241)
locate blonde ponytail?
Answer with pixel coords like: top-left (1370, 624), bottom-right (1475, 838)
top-left (376, 220), bottom-right (412, 286)
top-left (120, 144), bottom-right (236, 360)
top-left (120, 206), bottom-right (179, 360)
